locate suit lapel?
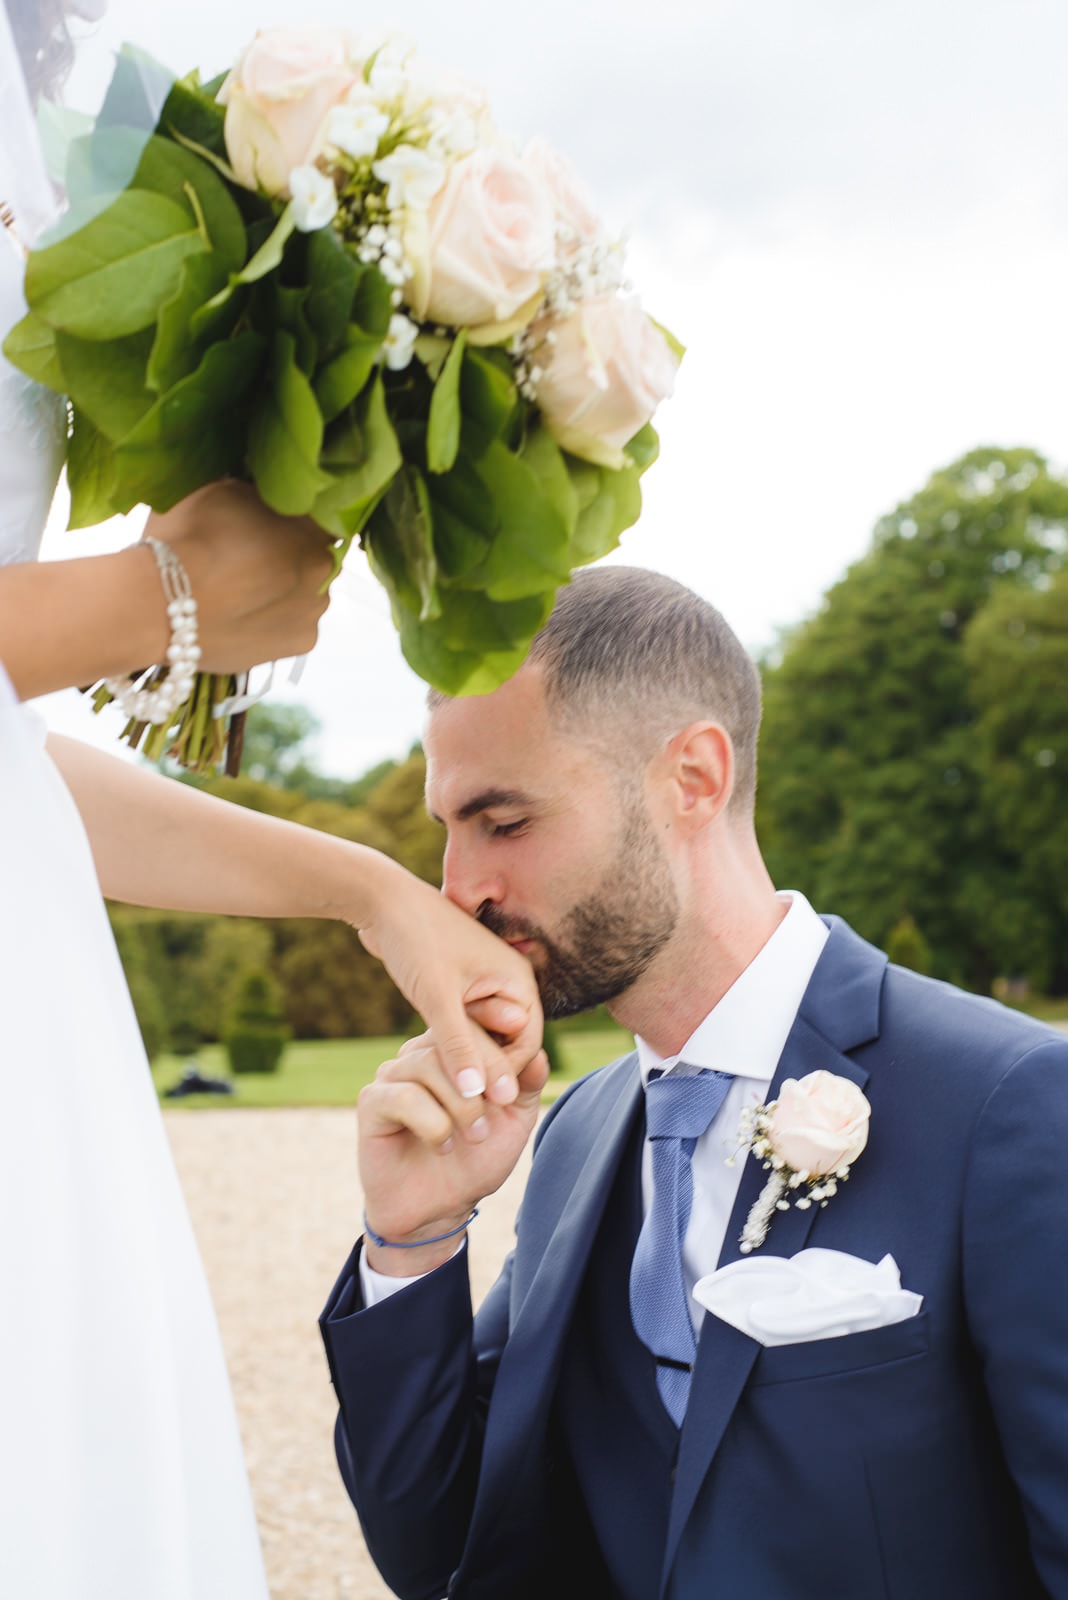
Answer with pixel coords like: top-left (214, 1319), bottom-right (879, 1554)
top-left (660, 919), bottom-right (885, 1590)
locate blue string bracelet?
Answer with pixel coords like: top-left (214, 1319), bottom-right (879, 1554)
top-left (363, 1208), bottom-right (479, 1249)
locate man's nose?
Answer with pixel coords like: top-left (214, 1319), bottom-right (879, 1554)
top-left (441, 841), bottom-right (503, 916)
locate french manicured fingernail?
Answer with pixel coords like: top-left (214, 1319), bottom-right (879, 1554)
top-left (468, 1116), bottom-right (489, 1142)
top-left (457, 1069), bottom-right (485, 1099)
top-left (438, 1137), bottom-right (454, 1154)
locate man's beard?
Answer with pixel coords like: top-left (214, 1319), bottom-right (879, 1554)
top-left (477, 800), bottom-right (679, 1020)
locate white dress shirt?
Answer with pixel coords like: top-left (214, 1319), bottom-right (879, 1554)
top-left (634, 890), bottom-right (828, 1331)
top-left (361, 891), bottom-right (828, 1310)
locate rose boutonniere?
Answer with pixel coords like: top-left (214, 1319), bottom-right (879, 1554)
top-left (732, 1070), bottom-right (871, 1254)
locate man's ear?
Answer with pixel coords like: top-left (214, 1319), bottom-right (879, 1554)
top-left (660, 721), bottom-right (734, 830)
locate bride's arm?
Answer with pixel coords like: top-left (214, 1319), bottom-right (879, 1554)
top-left (49, 734), bottom-right (543, 1098)
top-left (0, 481), bottom-right (332, 701)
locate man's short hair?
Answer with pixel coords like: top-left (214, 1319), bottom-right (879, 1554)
top-left (430, 566), bottom-right (763, 814)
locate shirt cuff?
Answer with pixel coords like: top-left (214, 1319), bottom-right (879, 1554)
top-left (358, 1234), bottom-right (467, 1308)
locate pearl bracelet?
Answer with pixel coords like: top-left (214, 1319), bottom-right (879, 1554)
top-left (105, 537), bottom-right (200, 725)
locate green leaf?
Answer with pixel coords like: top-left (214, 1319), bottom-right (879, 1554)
top-left (650, 316), bottom-right (686, 365)
top-left (247, 330), bottom-right (329, 516)
top-left (455, 437), bottom-right (573, 601)
top-left (351, 263), bottom-right (393, 340)
top-left (109, 331), bottom-right (265, 511)
top-left (188, 278), bottom-right (248, 344)
top-left (314, 324), bottom-right (382, 423)
top-left (56, 326), bottom-right (155, 440)
top-left (460, 347), bottom-right (517, 438)
top-left (190, 204), bottom-right (295, 333)
top-left (158, 71), bottom-right (228, 159)
top-left (66, 411), bottom-right (119, 529)
top-left (26, 189), bottom-right (208, 339)
top-left (147, 251), bottom-right (231, 392)
top-left (426, 454), bottom-right (496, 582)
top-left (2, 312), bottom-right (64, 392)
top-left (132, 133), bottom-right (247, 272)
top-left (413, 333), bottom-right (450, 383)
top-left (231, 203), bottom-right (295, 286)
top-left (313, 376), bottom-right (402, 538)
top-left (263, 281), bottom-right (317, 374)
top-left (364, 464), bottom-right (440, 623)
top-left (391, 586), bottom-right (556, 697)
top-left (624, 422), bottom-right (660, 474)
top-left (521, 423), bottom-right (578, 535)
top-left (302, 228), bottom-right (361, 362)
top-left (426, 330), bottom-right (466, 475)
top-left (568, 455), bottom-right (644, 567)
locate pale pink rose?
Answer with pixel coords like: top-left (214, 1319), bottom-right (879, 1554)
top-left (530, 296), bottom-right (678, 468)
top-left (522, 135), bottom-right (602, 250)
top-left (408, 148), bottom-right (557, 329)
top-left (767, 1071), bottom-right (871, 1176)
top-left (403, 58), bottom-right (491, 122)
top-left (221, 28), bottom-right (361, 197)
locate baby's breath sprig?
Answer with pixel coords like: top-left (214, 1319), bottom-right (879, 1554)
top-left (729, 1088), bottom-right (866, 1255)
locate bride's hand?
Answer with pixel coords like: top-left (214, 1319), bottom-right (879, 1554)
top-left (355, 869), bottom-right (544, 1106)
top-left (146, 480), bottom-right (335, 673)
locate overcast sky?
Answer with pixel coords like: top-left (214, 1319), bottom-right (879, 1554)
top-left (37, 0), bottom-right (1068, 777)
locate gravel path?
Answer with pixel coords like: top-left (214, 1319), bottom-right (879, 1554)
top-left (163, 1107), bottom-right (535, 1600)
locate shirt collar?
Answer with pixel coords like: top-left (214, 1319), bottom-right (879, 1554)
top-left (634, 890), bottom-right (829, 1087)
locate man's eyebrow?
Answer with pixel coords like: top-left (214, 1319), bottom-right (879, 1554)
top-left (427, 788), bottom-right (536, 825)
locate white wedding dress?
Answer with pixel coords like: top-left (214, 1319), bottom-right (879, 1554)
top-left (0, 10), bottom-right (269, 1597)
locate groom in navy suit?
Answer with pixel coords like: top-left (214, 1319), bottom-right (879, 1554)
top-left (320, 566), bottom-right (1068, 1600)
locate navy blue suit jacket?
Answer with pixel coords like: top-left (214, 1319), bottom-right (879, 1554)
top-left (321, 918), bottom-right (1068, 1599)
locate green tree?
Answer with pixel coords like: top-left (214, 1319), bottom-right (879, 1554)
top-left (109, 914), bottom-right (168, 1060)
top-left (274, 918), bottom-right (414, 1038)
top-left (239, 703), bottom-right (321, 786)
top-left (884, 915), bottom-right (933, 975)
top-left (224, 968), bottom-right (292, 1074)
top-left (364, 751), bottom-right (446, 883)
top-left (756, 447), bottom-right (1068, 990)
top-left (192, 920), bottom-right (275, 1038)
top-left (963, 568), bottom-right (1068, 991)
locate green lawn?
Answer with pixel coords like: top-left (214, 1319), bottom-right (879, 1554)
top-left (152, 998), bottom-right (1068, 1110)
top-left (153, 1025), bottom-right (635, 1110)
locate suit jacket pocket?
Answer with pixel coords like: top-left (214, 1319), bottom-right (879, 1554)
top-left (747, 1309), bottom-right (930, 1386)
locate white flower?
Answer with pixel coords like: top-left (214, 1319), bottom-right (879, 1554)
top-left (289, 165), bottom-right (338, 231)
top-left (325, 101), bottom-right (391, 160)
top-left (427, 108), bottom-right (479, 160)
top-left (373, 145), bottom-right (446, 212)
top-left (731, 1071), bottom-right (872, 1253)
top-left (368, 54), bottom-right (409, 101)
top-left (380, 312), bottom-right (418, 370)
top-left (378, 256), bottom-right (408, 287)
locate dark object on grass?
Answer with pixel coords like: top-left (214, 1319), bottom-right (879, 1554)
top-left (163, 1066), bottom-right (235, 1099)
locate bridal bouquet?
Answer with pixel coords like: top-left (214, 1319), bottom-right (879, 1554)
top-left (4, 27), bottom-right (680, 771)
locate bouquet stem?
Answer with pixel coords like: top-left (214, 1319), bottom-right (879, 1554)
top-left (89, 670), bottom-right (239, 774)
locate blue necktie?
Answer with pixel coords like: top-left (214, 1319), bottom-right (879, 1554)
top-left (629, 1067), bottom-right (734, 1426)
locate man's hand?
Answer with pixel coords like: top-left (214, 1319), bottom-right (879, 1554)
top-left (358, 1031), bottom-right (549, 1277)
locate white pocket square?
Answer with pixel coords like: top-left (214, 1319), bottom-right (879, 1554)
top-left (693, 1248), bottom-right (923, 1347)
